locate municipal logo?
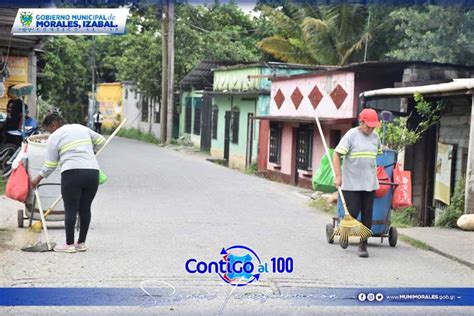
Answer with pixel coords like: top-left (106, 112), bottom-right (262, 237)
top-left (185, 245), bottom-right (294, 286)
top-left (19, 12), bottom-right (33, 27)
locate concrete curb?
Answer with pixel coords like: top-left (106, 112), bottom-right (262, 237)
top-left (399, 233), bottom-right (474, 270)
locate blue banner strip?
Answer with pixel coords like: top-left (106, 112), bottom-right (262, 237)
top-left (0, 287), bottom-right (472, 306)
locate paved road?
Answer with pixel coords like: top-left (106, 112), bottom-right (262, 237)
top-left (0, 137), bottom-right (472, 314)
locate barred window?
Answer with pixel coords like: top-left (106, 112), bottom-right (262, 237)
top-left (231, 107), bottom-right (240, 144)
top-left (193, 98), bottom-right (202, 135)
top-left (296, 127), bottom-right (313, 170)
top-left (185, 97), bottom-right (192, 133)
top-left (269, 123), bottom-right (282, 164)
top-left (141, 97), bottom-right (149, 122)
top-left (153, 99), bottom-right (160, 123)
top-left (212, 105), bottom-right (218, 140)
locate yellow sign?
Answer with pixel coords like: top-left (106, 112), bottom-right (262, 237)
top-left (96, 83), bottom-right (122, 128)
top-left (0, 56), bottom-right (29, 112)
top-left (434, 142), bottom-right (453, 205)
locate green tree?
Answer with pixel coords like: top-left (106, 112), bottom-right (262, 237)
top-left (37, 36), bottom-right (91, 123)
top-left (387, 5), bottom-right (474, 65)
top-left (256, 4), bottom-right (371, 65)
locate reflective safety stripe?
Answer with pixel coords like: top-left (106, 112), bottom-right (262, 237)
top-left (350, 151), bottom-right (377, 159)
top-left (94, 137), bottom-right (105, 145)
top-left (59, 139), bottom-right (92, 153)
top-left (335, 146), bottom-right (349, 155)
top-left (44, 160), bottom-right (59, 168)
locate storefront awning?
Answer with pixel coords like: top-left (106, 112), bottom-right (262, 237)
top-left (361, 78), bottom-right (474, 99)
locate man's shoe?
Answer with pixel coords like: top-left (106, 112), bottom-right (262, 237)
top-left (358, 240), bottom-right (369, 258)
top-left (53, 243), bottom-right (76, 253)
top-left (75, 243), bottom-right (87, 252)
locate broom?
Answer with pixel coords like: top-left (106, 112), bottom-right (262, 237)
top-left (30, 119), bottom-right (128, 233)
top-left (314, 116), bottom-right (372, 245)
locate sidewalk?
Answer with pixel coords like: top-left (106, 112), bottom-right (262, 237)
top-left (398, 227), bottom-right (474, 269)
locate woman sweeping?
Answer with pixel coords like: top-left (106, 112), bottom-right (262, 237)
top-left (31, 112), bottom-right (105, 253)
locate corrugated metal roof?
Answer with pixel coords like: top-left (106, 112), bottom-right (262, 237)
top-left (179, 59), bottom-right (253, 90)
top-left (214, 61), bottom-right (329, 72)
top-left (272, 61), bottom-right (474, 82)
top-left (0, 7), bottom-right (49, 53)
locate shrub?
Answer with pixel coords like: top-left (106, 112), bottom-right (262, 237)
top-left (436, 176), bottom-right (465, 228)
top-left (391, 206), bottom-right (418, 227)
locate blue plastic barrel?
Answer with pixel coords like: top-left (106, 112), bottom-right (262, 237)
top-left (337, 150), bottom-right (397, 236)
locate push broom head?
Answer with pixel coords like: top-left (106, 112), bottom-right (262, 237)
top-left (30, 221), bottom-right (43, 233)
top-left (332, 214), bottom-right (372, 244)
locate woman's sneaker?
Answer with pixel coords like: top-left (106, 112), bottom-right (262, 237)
top-left (53, 244), bottom-right (76, 253)
top-left (75, 243), bottom-right (87, 252)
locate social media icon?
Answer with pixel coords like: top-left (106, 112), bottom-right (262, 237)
top-left (358, 293), bottom-right (367, 302)
top-left (367, 293), bottom-right (375, 302)
top-left (376, 293), bottom-right (384, 302)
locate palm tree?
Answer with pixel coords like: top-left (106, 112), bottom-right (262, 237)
top-left (257, 4), bottom-right (370, 65)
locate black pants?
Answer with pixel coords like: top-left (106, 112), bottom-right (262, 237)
top-left (61, 169), bottom-right (99, 245)
top-left (342, 190), bottom-right (375, 236)
top-left (94, 123), bottom-right (102, 134)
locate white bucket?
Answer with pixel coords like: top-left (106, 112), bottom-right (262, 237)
top-left (27, 134), bottom-right (64, 221)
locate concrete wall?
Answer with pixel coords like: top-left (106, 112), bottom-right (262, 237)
top-left (121, 83), bottom-right (161, 139)
top-left (179, 89), bottom-right (203, 147)
top-left (438, 99), bottom-right (471, 185)
top-left (466, 96), bottom-right (474, 214)
top-left (269, 72), bottom-right (356, 119)
top-left (210, 95), bottom-right (259, 170)
top-left (267, 122), bottom-right (352, 185)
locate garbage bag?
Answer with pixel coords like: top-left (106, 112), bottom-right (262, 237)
top-left (6, 161), bottom-right (29, 202)
top-left (312, 149), bottom-right (338, 193)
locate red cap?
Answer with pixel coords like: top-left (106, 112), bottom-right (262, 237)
top-left (358, 108), bottom-right (381, 128)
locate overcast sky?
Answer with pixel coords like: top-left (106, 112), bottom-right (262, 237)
top-left (187, 0), bottom-right (257, 13)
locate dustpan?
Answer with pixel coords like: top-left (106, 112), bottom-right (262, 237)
top-left (21, 190), bottom-right (55, 252)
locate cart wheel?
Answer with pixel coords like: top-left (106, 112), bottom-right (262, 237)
top-left (17, 209), bottom-right (24, 228)
top-left (326, 223), bottom-right (335, 244)
top-left (389, 226), bottom-right (398, 247)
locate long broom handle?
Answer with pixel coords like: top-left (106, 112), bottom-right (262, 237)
top-left (34, 189), bottom-right (51, 249)
top-left (314, 116), bottom-right (350, 215)
top-left (43, 119), bottom-right (128, 212)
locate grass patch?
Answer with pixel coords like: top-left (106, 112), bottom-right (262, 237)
top-left (0, 177), bottom-right (5, 195)
top-left (399, 235), bottom-right (431, 251)
top-left (391, 207), bottom-right (417, 228)
top-left (117, 127), bottom-right (160, 144)
top-left (309, 198), bottom-right (337, 214)
top-left (245, 163), bottom-right (257, 175)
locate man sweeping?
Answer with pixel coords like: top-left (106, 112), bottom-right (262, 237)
top-left (333, 108), bottom-right (382, 258)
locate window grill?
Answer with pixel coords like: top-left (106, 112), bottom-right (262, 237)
top-left (141, 97), bottom-right (149, 122)
top-left (269, 124), bottom-right (282, 164)
top-left (212, 105), bottom-right (218, 140)
top-left (296, 127), bottom-right (313, 170)
top-left (193, 98), bottom-right (202, 135)
top-left (231, 107), bottom-right (240, 144)
top-left (185, 97), bottom-right (192, 133)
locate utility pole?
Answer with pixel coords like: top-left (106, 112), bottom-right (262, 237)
top-left (88, 37), bottom-right (96, 129)
top-left (160, 1), bottom-right (168, 144)
top-left (166, 0), bottom-right (175, 143)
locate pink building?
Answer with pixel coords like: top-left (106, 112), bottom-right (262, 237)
top-left (255, 62), bottom-right (408, 188)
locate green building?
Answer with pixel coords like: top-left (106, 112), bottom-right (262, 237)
top-left (179, 61), bottom-right (317, 170)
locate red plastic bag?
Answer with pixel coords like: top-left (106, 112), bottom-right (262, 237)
top-left (6, 161), bottom-right (29, 202)
top-left (392, 163), bottom-right (412, 208)
top-left (375, 166), bottom-right (391, 197)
